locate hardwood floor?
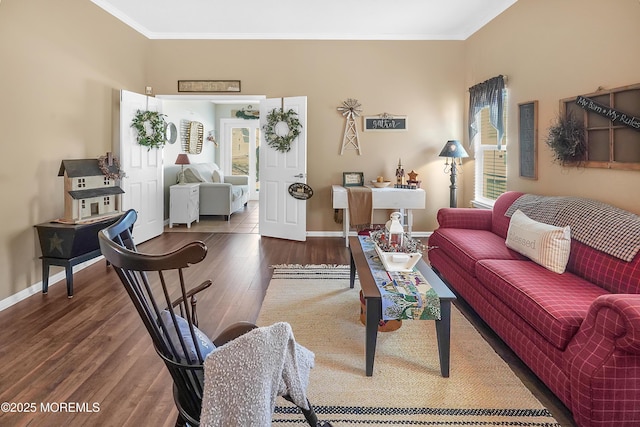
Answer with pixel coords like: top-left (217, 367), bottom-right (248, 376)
top-left (0, 232), bottom-right (575, 426)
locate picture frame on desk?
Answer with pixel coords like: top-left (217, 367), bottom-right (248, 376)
top-left (343, 172), bottom-right (364, 187)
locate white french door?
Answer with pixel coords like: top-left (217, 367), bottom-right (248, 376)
top-left (259, 97), bottom-right (307, 241)
top-left (219, 119), bottom-right (260, 200)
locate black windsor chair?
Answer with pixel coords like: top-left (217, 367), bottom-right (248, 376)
top-left (98, 209), bottom-right (327, 427)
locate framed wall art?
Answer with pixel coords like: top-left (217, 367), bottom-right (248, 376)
top-left (343, 172), bottom-right (364, 187)
top-left (177, 80), bottom-right (241, 93)
top-left (518, 100), bottom-right (538, 179)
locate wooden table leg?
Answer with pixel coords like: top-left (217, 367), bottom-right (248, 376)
top-left (365, 297), bottom-right (381, 376)
top-left (64, 263), bottom-right (74, 298)
top-left (41, 260), bottom-right (50, 294)
top-left (435, 300), bottom-right (452, 377)
top-left (344, 208), bottom-right (350, 247)
top-left (349, 252), bottom-right (356, 289)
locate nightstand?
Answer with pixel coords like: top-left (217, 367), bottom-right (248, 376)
top-left (170, 183), bottom-right (200, 228)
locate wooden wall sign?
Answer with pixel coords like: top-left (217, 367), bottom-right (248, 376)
top-left (178, 80), bottom-right (241, 93)
top-left (363, 114), bottom-right (408, 132)
top-left (518, 101), bottom-right (538, 179)
top-left (576, 95), bottom-right (640, 132)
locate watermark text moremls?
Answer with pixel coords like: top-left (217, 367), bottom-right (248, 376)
top-left (40, 402), bottom-right (101, 413)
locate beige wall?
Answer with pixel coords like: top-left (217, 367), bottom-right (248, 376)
top-left (1, 0), bottom-right (639, 303)
top-left (0, 0), bottom-right (149, 301)
top-left (146, 40), bottom-right (466, 232)
top-left (462, 0), bottom-right (640, 213)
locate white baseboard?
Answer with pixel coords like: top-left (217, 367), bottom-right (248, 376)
top-left (0, 256), bottom-right (105, 312)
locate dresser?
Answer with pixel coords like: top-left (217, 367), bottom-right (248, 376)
top-left (170, 183), bottom-right (200, 228)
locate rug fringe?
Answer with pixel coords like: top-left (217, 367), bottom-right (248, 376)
top-left (270, 264), bottom-right (353, 280)
top-left (270, 264), bottom-right (349, 269)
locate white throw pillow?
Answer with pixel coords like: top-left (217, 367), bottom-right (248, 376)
top-left (212, 169), bottom-right (225, 183)
top-left (192, 163), bottom-right (214, 183)
top-left (183, 167), bottom-right (204, 183)
top-left (506, 209), bottom-right (571, 274)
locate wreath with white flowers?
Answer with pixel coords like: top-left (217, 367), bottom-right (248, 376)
top-left (263, 108), bottom-right (302, 153)
top-left (131, 110), bottom-right (167, 150)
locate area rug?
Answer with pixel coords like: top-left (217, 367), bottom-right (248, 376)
top-left (258, 265), bottom-right (561, 426)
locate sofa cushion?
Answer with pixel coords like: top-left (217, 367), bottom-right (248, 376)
top-left (213, 168), bottom-right (224, 183)
top-left (476, 259), bottom-right (609, 350)
top-left (506, 210), bottom-right (571, 274)
top-left (567, 240), bottom-right (640, 294)
top-left (429, 228), bottom-right (526, 277)
top-left (189, 163), bottom-right (219, 183)
top-left (184, 167), bottom-right (204, 183)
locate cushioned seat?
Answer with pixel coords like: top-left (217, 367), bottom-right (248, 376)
top-left (429, 228), bottom-right (526, 277)
top-left (476, 259), bottom-right (609, 350)
top-left (182, 163), bottom-right (250, 220)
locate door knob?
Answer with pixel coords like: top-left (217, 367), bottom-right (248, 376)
top-left (294, 173), bottom-right (305, 178)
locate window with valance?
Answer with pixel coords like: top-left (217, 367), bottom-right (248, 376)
top-left (469, 75), bottom-right (506, 149)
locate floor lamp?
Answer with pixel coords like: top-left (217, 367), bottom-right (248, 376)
top-left (439, 140), bottom-right (469, 208)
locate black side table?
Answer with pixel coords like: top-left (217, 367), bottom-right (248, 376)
top-left (35, 215), bottom-right (123, 298)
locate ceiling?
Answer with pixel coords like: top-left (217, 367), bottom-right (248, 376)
top-left (90, 0), bottom-right (517, 41)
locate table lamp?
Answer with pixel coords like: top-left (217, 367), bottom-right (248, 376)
top-left (438, 140), bottom-right (469, 208)
top-left (175, 154), bottom-right (190, 184)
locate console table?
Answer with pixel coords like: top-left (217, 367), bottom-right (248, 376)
top-left (331, 185), bottom-right (426, 246)
top-left (35, 214), bottom-right (123, 298)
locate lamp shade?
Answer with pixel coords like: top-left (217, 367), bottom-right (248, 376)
top-left (438, 140), bottom-right (469, 159)
top-left (175, 154), bottom-right (190, 165)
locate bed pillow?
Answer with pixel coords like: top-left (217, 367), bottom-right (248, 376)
top-left (506, 209), bottom-right (571, 274)
top-left (159, 310), bottom-right (215, 362)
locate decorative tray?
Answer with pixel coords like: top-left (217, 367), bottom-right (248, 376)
top-left (373, 244), bottom-right (422, 272)
top-left (369, 228), bottom-right (424, 272)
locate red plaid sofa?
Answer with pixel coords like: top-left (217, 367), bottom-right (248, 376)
top-left (428, 191), bottom-right (640, 427)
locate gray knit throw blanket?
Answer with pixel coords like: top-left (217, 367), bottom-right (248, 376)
top-left (200, 322), bottom-right (314, 427)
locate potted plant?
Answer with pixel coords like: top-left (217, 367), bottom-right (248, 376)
top-left (545, 110), bottom-right (586, 165)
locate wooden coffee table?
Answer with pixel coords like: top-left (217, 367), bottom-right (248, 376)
top-left (349, 236), bottom-right (456, 377)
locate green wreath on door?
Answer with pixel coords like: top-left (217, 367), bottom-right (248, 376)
top-left (263, 108), bottom-right (302, 153)
top-left (131, 110), bottom-right (167, 150)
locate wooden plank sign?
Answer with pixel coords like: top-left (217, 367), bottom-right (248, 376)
top-left (363, 115), bottom-right (408, 132)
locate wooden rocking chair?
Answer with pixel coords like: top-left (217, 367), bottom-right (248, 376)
top-left (98, 210), bottom-right (328, 427)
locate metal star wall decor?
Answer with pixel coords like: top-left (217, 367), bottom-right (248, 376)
top-left (337, 98), bottom-right (363, 155)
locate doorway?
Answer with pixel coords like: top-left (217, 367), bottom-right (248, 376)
top-left (219, 119), bottom-right (261, 201)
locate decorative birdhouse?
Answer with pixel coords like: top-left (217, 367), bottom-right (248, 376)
top-left (58, 154), bottom-right (124, 223)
